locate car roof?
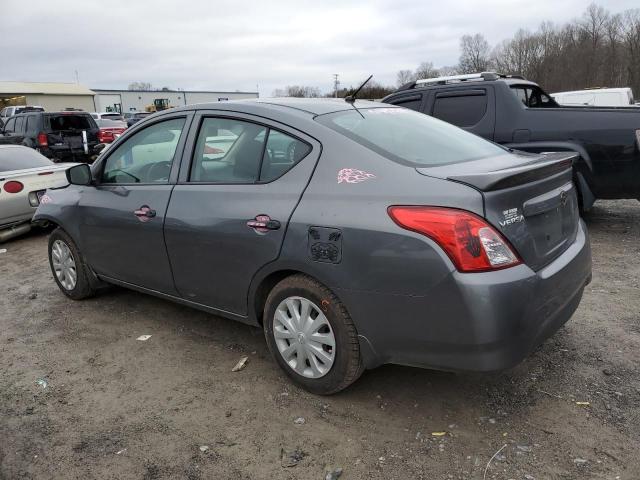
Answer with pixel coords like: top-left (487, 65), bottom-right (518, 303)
top-left (171, 98), bottom-right (393, 116)
top-left (0, 144), bottom-right (32, 150)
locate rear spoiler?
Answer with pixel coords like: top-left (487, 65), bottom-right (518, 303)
top-left (445, 152), bottom-right (577, 192)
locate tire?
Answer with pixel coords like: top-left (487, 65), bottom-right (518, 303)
top-left (263, 274), bottom-right (364, 395)
top-left (48, 228), bottom-right (96, 300)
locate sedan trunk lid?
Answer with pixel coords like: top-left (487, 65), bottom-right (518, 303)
top-left (417, 151), bottom-right (580, 271)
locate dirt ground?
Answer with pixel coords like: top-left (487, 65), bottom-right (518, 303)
top-left (1, 200), bottom-right (639, 480)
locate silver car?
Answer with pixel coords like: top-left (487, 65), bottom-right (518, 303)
top-left (0, 145), bottom-right (74, 242)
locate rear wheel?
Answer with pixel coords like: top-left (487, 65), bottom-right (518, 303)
top-left (263, 274), bottom-right (363, 395)
top-left (48, 229), bottom-right (95, 300)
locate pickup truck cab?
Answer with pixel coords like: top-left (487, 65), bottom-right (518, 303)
top-left (382, 72), bottom-right (640, 210)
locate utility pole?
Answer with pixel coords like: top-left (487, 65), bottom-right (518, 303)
top-left (333, 74), bottom-right (340, 98)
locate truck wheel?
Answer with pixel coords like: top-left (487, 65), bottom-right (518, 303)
top-left (48, 228), bottom-right (96, 300)
top-left (263, 274), bottom-right (364, 395)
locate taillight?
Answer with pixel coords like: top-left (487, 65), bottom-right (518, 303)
top-left (387, 206), bottom-right (521, 272)
top-left (37, 132), bottom-right (48, 147)
top-left (3, 181), bottom-right (24, 194)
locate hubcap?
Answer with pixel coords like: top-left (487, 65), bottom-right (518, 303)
top-left (51, 240), bottom-right (77, 291)
top-left (273, 296), bottom-right (336, 379)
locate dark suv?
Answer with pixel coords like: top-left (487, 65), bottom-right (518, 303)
top-left (0, 111), bottom-right (102, 163)
top-left (382, 72), bottom-right (640, 211)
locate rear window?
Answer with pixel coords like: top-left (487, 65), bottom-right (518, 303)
top-left (316, 107), bottom-right (505, 167)
top-left (47, 114), bottom-right (96, 131)
top-left (0, 147), bottom-right (53, 172)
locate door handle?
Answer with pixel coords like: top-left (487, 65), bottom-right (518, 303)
top-left (247, 215), bottom-right (280, 232)
top-left (134, 205), bottom-right (156, 220)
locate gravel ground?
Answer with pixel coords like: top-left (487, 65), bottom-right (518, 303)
top-left (1, 200), bottom-right (639, 480)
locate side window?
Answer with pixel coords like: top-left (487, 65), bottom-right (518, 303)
top-left (25, 115), bottom-right (36, 133)
top-left (14, 116), bottom-right (25, 134)
top-left (432, 92), bottom-right (487, 127)
top-left (3, 118), bottom-right (15, 132)
top-left (260, 130), bottom-right (311, 182)
top-left (101, 117), bottom-right (185, 184)
top-left (389, 95), bottom-right (423, 112)
top-left (190, 117), bottom-right (267, 183)
top-left (510, 85), bottom-right (557, 108)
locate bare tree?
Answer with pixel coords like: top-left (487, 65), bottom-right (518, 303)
top-left (128, 82), bottom-right (153, 91)
top-left (414, 62), bottom-right (439, 80)
top-left (438, 65), bottom-right (460, 76)
top-left (396, 69), bottom-right (416, 86)
top-left (482, 4), bottom-right (640, 95)
top-left (459, 34), bottom-right (492, 73)
top-left (272, 85), bottom-right (321, 98)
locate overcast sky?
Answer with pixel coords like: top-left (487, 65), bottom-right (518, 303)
top-left (2, 0), bottom-right (638, 96)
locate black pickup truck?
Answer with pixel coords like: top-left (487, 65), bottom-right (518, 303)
top-left (382, 73), bottom-right (640, 210)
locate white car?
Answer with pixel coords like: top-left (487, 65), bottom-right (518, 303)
top-left (0, 145), bottom-right (75, 242)
top-left (90, 112), bottom-right (125, 121)
top-left (551, 87), bottom-right (635, 107)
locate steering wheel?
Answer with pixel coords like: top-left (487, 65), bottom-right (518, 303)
top-left (146, 161), bottom-right (172, 182)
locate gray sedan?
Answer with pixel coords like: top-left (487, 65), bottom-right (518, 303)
top-left (34, 99), bottom-right (592, 394)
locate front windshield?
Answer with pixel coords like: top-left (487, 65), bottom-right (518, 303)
top-left (316, 107), bottom-right (506, 167)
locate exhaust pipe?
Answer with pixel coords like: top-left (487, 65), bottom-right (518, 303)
top-left (0, 223), bottom-right (32, 243)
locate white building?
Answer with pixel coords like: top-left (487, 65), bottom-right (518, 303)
top-left (92, 89), bottom-right (259, 113)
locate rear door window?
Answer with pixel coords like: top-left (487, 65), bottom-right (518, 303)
top-left (190, 117), bottom-right (267, 183)
top-left (190, 117), bottom-right (311, 183)
top-left (432, 90), bottom-right (487, 127)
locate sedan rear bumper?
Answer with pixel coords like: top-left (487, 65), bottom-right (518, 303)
top-left (339, 220), bottom-right (592, 371)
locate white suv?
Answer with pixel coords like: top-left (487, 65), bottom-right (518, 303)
top-left (0, 106), bottom-right (44, 123)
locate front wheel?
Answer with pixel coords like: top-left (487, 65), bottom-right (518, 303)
top-left (48, 229), bottom-right (96, 300)
top-left (263, 274), bottom-right (363, 395)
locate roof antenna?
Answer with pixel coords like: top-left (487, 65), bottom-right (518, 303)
top-left (345, 75), bottom-right (373, 103)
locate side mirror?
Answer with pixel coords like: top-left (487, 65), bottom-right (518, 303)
top-left (94, 143), bottom-right (107, 154)
top-left (66, 163), bottom-right (93, 185)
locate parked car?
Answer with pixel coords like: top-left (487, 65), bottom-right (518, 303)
top-left (90, 112), bottom-right (125, 121)
top-left (0, 111), bottom-right (103, 163)
top-left (0, 105), bottom-right (44, 122)
top-left (551, 87), bottom-right (635, 107)
top-left (34, 99), bottom-right (592, 394)
top-left (124, 111), bottom-right (151, 127)
top-left (0, 145), bottom-right (75, 242)
top-left (96, 118), bottom-right (127, 143)
top-left (382, 72), bottom-right (640, 211)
